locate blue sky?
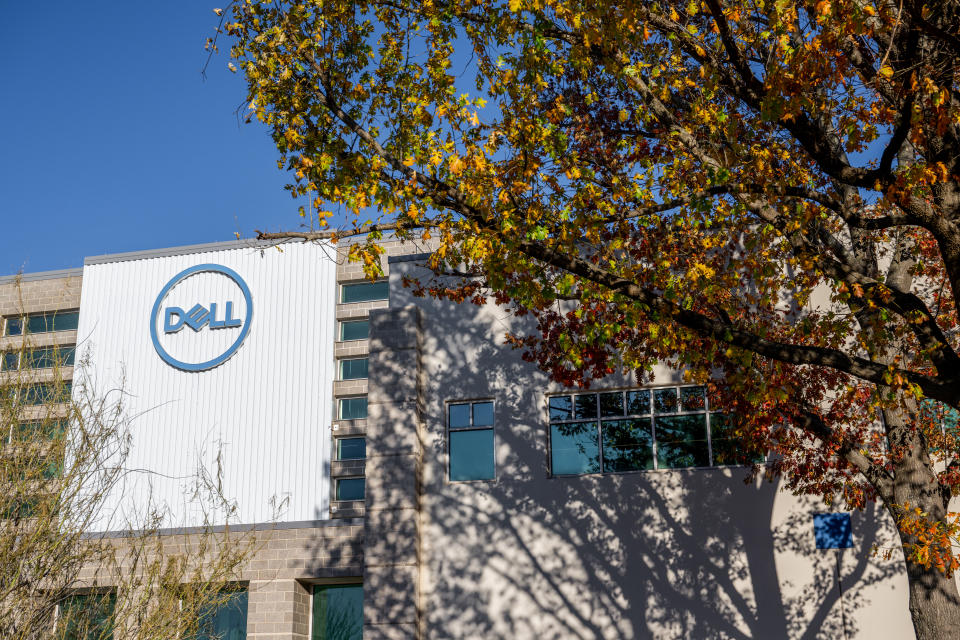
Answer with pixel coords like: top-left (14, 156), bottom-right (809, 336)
top-left (0, 3), bottom-right (312, 275)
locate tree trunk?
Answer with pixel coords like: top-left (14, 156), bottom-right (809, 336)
top-left (886, 401), bottom-right (960, 640)
top-left (903, 557), bottom-right (960, 640)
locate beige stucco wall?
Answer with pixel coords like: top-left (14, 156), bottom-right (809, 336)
top-left (381, 256), bottom-right (916, 640)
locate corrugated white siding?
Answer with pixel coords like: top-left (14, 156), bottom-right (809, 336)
top-left (75, 242), bottom-right (336, 528)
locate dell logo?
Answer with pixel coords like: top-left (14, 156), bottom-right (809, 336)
top-left (149, 264), bottom-right (253, 372)
top-left (164, 302), bottom-right (243, 333)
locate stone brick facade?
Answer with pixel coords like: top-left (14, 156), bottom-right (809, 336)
top-left (363, 307), bottom-right (424, 639)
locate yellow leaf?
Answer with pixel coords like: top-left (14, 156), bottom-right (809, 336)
top-left (509, 0), bottom-right (522, 11)
top-left (879, 66), bottom-right (893, 79)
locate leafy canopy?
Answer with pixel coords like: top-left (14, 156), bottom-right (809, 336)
top-left (221, 0), bottom-right (960, 577)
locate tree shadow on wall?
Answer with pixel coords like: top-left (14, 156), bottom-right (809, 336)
top-left (426, 471), bottom-right (901, 639)
top-left (408, 292), bottom-right (906, 640)
top-left (299, 285), bottom-right (909, 639)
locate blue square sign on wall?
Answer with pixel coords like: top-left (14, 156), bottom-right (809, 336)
top-left (814, 513), bottom-right (853, 549)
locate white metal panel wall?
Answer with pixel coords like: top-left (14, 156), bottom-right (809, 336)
top-left (75, 242), bottom-right (336, 528)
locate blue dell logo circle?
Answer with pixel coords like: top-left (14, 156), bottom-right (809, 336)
top-left (149, 264), bottom-right (253, 372)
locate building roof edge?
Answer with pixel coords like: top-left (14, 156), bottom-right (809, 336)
top-left (83, 237), bottom-right (307, 266)
top-left (0, 267), bottom-right (84, 284)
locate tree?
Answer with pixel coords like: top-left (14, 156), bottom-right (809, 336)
top-left (220, 1), bottom-right (960, 636)
top-left (1, 281), bottom-right (258, 639)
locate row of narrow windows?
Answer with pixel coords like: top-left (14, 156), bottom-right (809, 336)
top-left (53, 583), bottom-right (362, 640)
top-left (2, 344), bottom-right (76, 371)
top-left (2, 310), bottom-right (80, 337)
top-left (450, 386), bottom-right (765, 482)
top-left (330, 385), bottom-right (766, 504)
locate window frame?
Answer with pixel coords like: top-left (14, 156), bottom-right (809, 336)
top-left (336, 437), bottom-right (366, 461)
top-left (311, 582), bottom-right (363, 640)
top-left (1, 344), bottom-right (76, 372)
top-left (446, 398), bottom-right (496, 482)
top-left (547, 385), bottom-right (759, 477)
top-left (337, 395), bottom-right (368, 420)
top-left (339, 280), bottom-right (389, 304)
top-left (181, 584), bottom-right (249, 640)
top-left (338, 358), bottom-right (369, 381)
top-left (3, 310), bottom-right (80, 337)
top-left (338, 318), bottom-right (370, 342)
top-left (55, 590), bottom-right (117, 640)
top-left (335, 476), bottom-right (366, 502)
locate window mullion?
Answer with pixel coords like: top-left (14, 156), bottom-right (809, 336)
top-left (595, 393), bottom-right (604, 474)
top-left (705, 393), bottom-right (714, 467)
top-left (651, 411), bottom-right (659, 472)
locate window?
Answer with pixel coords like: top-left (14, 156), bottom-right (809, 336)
top-left (11, 419), bottom-right (67, 442)
top-left (920, 398), bottom-right (960, 454)
top-left (190, 587), bottom-right (248, 640)
top-left (56, 592), bottom-right (116, 640)
top-left (448, 400), bottom-right (495, 481)
top-left (1, 351), bottom-right (18, 370)
top-left (339, 319), bottom-right (370, 341)
top-left (337, 437), bottom-right (366, 461)
top-left (340, 281), bottom-right (389, 303)
top-left (312, 584), bottom-right (363, 640)
top-left (2, 498), bottom-right (38, 520)
top-left (336, 477), bottom-right (365, 501)
top-left (338, 396), bottom-right (368, 420)
top-left (5, 310), bottom-right (80, 336)
top-left (338, 358), bottom-right (368, 380)
top-left (1, 344), bottom-right (76, 371)
top-left (548, 386), bottom-right (760, 475)
top-left (20, 381), bottom-right (72, 406)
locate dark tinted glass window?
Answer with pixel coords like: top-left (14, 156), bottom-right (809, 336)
top-left (21, 381), bottom-right (72, 405)
top-left (339, 358), bottom-right (368, 380)
top-left (339, 319), bottom-right (369, 341)
top-left (548, 395), bottom-right (572, 421)
top-left (4, 317), bottom-right (22, 336)
top-left (549, 386), bottom-right (752, 475)
top-left (312, 584), bottom-right (363, 640)
top-left (599, 391), bottom-right (624, 417)
top-left (340, 281), bottom-right (389, 303)
top-left (550, 421), bottom-right (600, 474)
top-left (626, 390), bottom-right (650, 415)
top-left (710, 414), bottom-right (764, 465)
top-left (192, 589), bottom-right (248, 640)
top-left (449, 430), bottom-right (495, 480)
top-left (654, 388), bottom-right (678, 414)
top-left (338, 397), bottom-right (368, 420)
top-left (56, 592), bottom-right (116, 640)
top-left (13, 419), bottom-right (66, 441)
top-left (573, 394), bottom-right (597, 419)
top-left (337, 438), bottom-right (366, 461)
top-left (336, 478), bottom-right (365, 501)
top-left (448, 403), bottom-right (471, 428)
top-left (26, 345), bottom-right (75, 369)
top-left (448, 401), bottom-right (496, 481)
top-left (602, 418), bottom-right (654, 472)
top-left (655, 414), bottom-right (710, 468)
top-left (27, 311), bottom-right (80, 334)
top-left (472, 401), bottom-right (494, 426)
top-left (680, 386), bottom-right (706, 411)
top-left (1, 352), bottom-right (18, 371)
